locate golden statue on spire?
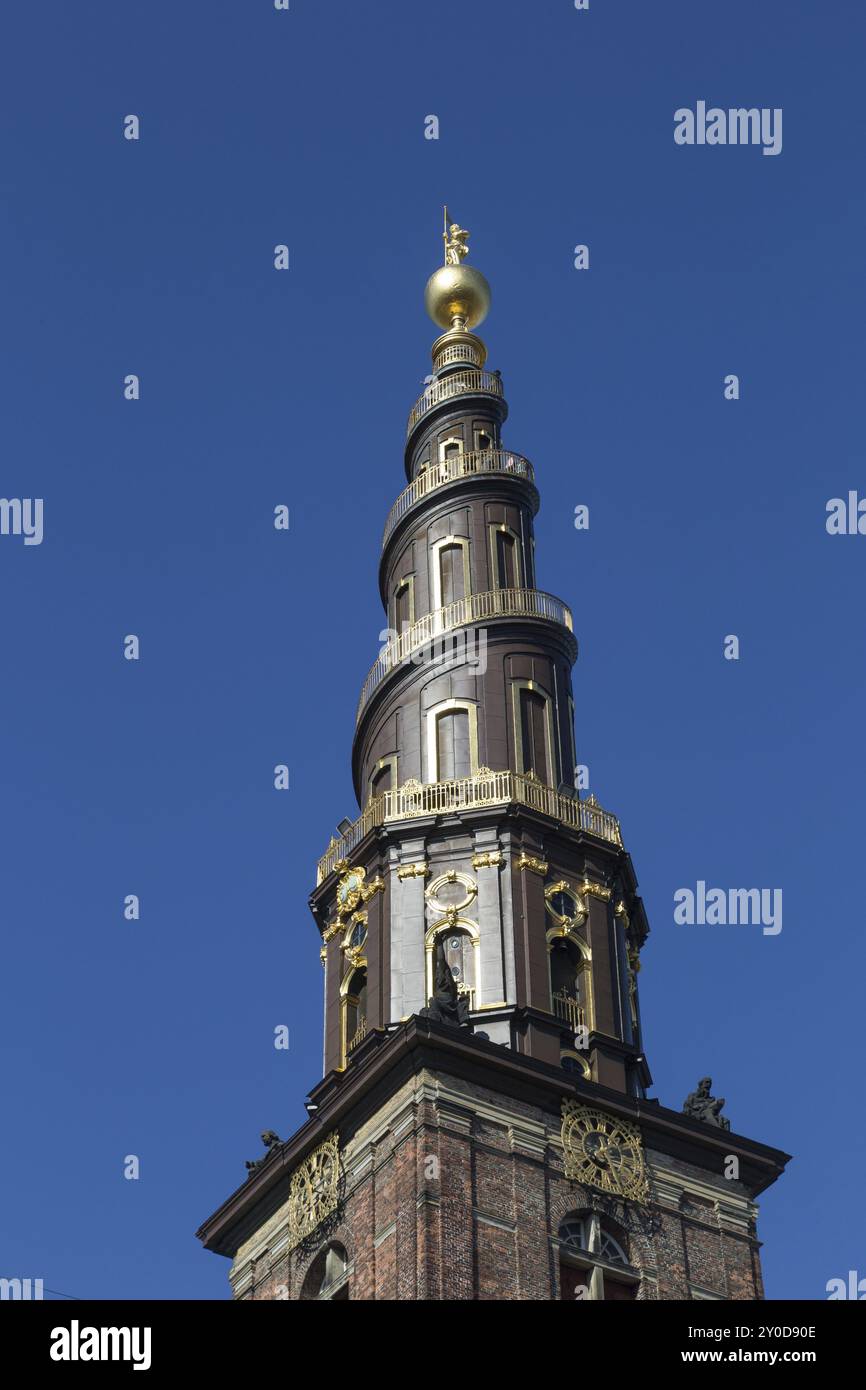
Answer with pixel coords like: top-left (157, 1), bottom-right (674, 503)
top-left (443, 206), bottom-right (470, 266)
top-left (425, 207), bottom-right (491, 333)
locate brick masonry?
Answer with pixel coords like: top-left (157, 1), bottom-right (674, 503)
top-left (229, 1068), bottom-right (766, 1302)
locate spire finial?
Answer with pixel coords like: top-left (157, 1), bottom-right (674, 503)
top-left (425, 208), bottom-right (491, 332)
top-left (443, 206), bottom-right (470, 267)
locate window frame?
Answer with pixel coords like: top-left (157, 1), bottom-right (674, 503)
top-left (425, 697), bottom-right (479, 782)
top-left (511, 678), bottom-right (556, 784)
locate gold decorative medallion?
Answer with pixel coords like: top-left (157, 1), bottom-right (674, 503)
top-left (561, 1102), bottom-right (648, 1202)
top-left (287, 1132), bottom-right (340, 1248)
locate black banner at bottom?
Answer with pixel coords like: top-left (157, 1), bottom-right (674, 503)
top-left (3, 1295), bottom-right (858, 1375)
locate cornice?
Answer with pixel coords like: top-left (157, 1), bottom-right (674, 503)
top-left (195, 1017), bottom-right (790, 1258)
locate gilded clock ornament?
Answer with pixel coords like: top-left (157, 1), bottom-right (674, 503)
top-left (561, 1101), bottom-right (648, 1202)
top-left (287, 1132), bottom-right (341, 1249)
top-left (336, 866), bottom-right (366, 916)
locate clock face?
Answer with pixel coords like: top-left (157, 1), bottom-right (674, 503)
top-left (561, 1103), bottom-right (648, 1201)
top-left (287, 1134), bottom-right (341, 1247)
top-left (337, 869), bottom-right (364, 914)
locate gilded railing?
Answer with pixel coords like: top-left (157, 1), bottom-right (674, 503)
top-left (407, 369), bottom-right (504, 434)
top-left (552, 991), bottom-right (585, 1031)
top-left (357, 587), bottom-right (573, 724)
top-left (382, 448), bottom-right (534, 550)
top-left (433, 342), bottom-right (483, 370)
top-left (347, 1018), bottom-right (369, 1052)
top-left (317, 775), bottom-right (622, 883)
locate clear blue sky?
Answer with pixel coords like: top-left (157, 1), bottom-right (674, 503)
top-left (1, 0), bottom-right (863, 1301)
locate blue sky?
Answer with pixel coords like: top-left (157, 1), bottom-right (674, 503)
top-left (1, 0), bottom-right (863, 1300)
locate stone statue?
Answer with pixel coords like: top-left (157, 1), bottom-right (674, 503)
top-left (245, 1129), bottom-right (283, 1176)
top-left (682, 1077), bottom-right (730, 1131)
top-left (420, 938), bottom-right (470, 1027)
top-left (444, 221), bottom-right (470, 266)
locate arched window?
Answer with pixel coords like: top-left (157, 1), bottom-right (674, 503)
top-left (545, 885), bottom-right (593, 1034)
top-left (512, 680), bottom-right (554, 784)
top-left (394, 576), bottom-right (414, 635)
top-left (425, 699), bottom-right (478, 783)
top-left (300, 1243), bottom-right (350, 1301)
top-left (341, 966), bottom-right (368, 1066)
top-left (369, 756), bottom-right (396, 801)
top-left (561, 1050), bottom-right (591, 1078)
top-left (489, 524), bottom-right (522, 591)
top-left (438, 541), bottom-right (468, 606)
top-left (558, 1213), bottom-right (637, 1301)
top-left (426, 921), bottom-right (479, 1012)
top-left (550, 938), bottom-right (585, 1019)
top-left (431, 535), bottom-right (471, 614)
top-left (438, 436), bottom-right (463, 463)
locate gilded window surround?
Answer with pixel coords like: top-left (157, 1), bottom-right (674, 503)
top-left (438, 435), bottom-right (464, 462)
top-left (368, 754), bottom-right (398, 804)
top-left (488, 522), bottom-right (523, 591)
top-left (544, 879), bottom-right (589, 929)
top-left (339, 961), bottom-right (368, 1071)
top-left (430, 534), bottom-right (472, 614)
top-left (424, 916), bottom-right (481, 1010)
top-left (546, 922), bottom-right (595, 1034)
top-left (560, 1049), bottom-right (592, 1080)
top-left (425, 697), bottom-right (479, 783)
top-left (393, 574), bottom-right (415, 631)
top-left (511, 678), bottom-right (556, 785)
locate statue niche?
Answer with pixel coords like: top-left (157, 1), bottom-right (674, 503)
top-left (421, 936), bottom-right (470, 1027)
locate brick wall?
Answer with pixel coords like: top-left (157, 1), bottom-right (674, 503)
top-left (233, 1069), bottom-right (766, 1302)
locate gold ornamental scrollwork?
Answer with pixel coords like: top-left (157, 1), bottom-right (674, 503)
top-left (561, 1101), bottom-right (648, 1203)
top-left (397, 861), bottom-right (429, 881)
top-left (582, 878), bottom-right (612, 902)
top-left (472, 850), bottom-right (503, 869)
top-left (544, 880), bottom-right (588, 928)
top-left (517, 853), bottom-right (548, 876)
top-left (287, 1132), bottom-right (341, 1249)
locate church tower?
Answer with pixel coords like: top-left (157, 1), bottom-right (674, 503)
top-left (197, 219), bottom-right (789, 1301)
